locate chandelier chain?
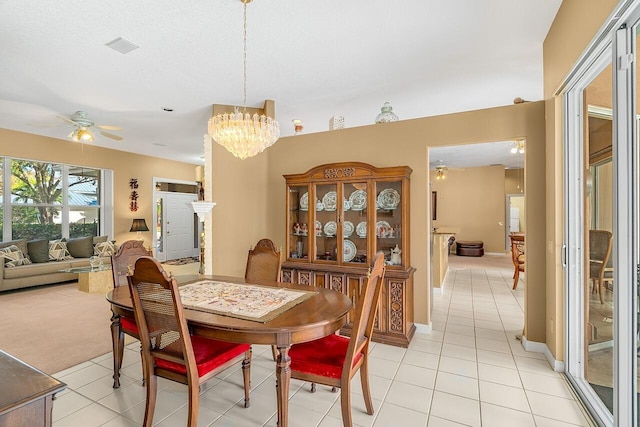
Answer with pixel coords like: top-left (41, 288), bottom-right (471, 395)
top-left (243, 1), bottom-right (248, 112)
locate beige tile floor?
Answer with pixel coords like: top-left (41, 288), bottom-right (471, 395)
top-left (51, 266), bottom-right (594, 426)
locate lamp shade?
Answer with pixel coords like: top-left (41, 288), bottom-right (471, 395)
top-left (129, 218), bottom-right (149, 232)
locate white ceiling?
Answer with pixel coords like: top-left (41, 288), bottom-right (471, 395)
top-left (0, 0), bottom-right (561, 166)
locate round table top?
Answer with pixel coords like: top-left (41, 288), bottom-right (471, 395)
top-left (107, 275), bottom-right (353, 346)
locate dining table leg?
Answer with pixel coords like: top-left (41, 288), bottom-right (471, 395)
top-left (275, 345), bottom-right (291, 427)
top-left (109, 311), bottom-right (124, 388)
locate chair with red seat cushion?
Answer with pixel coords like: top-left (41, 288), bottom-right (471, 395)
top-left (245, 238), bottom-right (282, 361)
top-left (288, 252), bottom-right (386, 427)
top-left (245, 238), bottom-right (282, 283)
top-left (128, 256), bottom-right (251, 427)
top-left (110, 240), bottom-right (149, 386)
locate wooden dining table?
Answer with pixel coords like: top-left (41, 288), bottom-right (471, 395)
top-left (106, 274), bottom-right (353, 427)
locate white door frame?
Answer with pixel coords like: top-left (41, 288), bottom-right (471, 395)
top-left (152, 177), bottom-right (199, 262)
top-left (562, 2), bottom-right (640, 425)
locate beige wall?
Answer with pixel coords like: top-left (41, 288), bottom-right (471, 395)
top-left (543, 0), bottom-right (618, 358)
top-left (431, 166), bottom-right (506, 253)
top-left (209, 102), bottom-right (547, 336)
top-left (0, 129), bottom-right (198, 247)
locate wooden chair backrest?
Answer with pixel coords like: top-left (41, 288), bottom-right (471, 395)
top-left (509, 233), bottom-right (525, 268)
top-left (245, 238), bottom-right (282, 282)
top-left (111, 240), bottom-right (149, 288)
top-left (128, 257), bottom-right (198, 383)
top-left (589, 229), bottom-right (613, 278)
top-left (342, 252), bottom-right (385, 381)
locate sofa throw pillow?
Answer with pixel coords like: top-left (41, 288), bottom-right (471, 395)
top-left (93, 235), bottom-right (108, 245)
top-left (94, 241), bottom-right (116, 257)
top-left (27, 239), bottom-right (50, 263)
top-left (0, 245), bottom-right (32, 268)
top-left (49, 239), bottom-right (73, 261)
top-left (0, 239), bottom-right (29, 260)
top-left (67, 236), bottom-right (94, 258)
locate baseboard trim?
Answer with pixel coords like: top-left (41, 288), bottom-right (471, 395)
top-left (521, 336), bottom-right (565, 372)
top-left (414, 322), bottom-right (432, 334)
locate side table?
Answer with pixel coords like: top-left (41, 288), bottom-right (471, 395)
top-left (59, 266), bottom-right (113, 293)
top-left (0, 350), bottom-right (66, 427)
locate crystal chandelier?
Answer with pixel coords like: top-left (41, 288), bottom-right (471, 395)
top-left (208, 0), bottom-right (280, 160)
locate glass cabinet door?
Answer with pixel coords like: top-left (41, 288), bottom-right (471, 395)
top-left (343, 181), bottom-right (369, 264)
top-left (288, 184), bottom-right (309, 260)
top-left (315, 183), bottom-right (338, 261)
top-left (375, 180), bottom-right (403, 267)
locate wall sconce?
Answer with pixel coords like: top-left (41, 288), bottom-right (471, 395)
top-left (129, 218), bottom-right (149, 241)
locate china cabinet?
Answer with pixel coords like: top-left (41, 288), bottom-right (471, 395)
top-left (282, 162), bottom-right (415, 347)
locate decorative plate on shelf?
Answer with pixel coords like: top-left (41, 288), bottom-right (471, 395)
top-left (322, 191), bottom-right (337, 211)
top-left (323, 221), bottom-right (337, 237)
top-left (343, 239), bottom-right (356, 262)
top-left (377, 188), bottom-right (400, 210)
top-left (356, 221), bottom-right (367, 238)
top-left (299, 192), bottom-right (308, 211)
top-left (376, 220), bottom-right (391, 238)
top-left (315, 220), bottom-right (322, 236)
top-left (343, 220), bottom-right (354, 238)
top-left (349, 190), bottom-right (367, 211)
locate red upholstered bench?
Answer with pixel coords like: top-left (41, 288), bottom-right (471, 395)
top-left (456, 241), bottom-right (484, 257)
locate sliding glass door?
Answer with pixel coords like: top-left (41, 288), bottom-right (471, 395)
top-left (564, 5), bottom-right (640, 426)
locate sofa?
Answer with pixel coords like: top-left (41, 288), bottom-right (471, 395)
top-left (0, 236), bottom-right (115, 292)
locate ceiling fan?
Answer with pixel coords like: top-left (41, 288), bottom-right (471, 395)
top-left (432, 160), bottom-right (463, 180)
top-left (56, 111), bottom-right (123, 142)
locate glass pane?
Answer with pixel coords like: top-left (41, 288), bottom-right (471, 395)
top-left (11, 206), bottom-right (61, 240)
top-left (316, 183), bottom-right (338, 261)
top-left (11, 160), bottom-right (63, 205)
top-left (585, 67), bottom-right (614, 414)
top-left (344, 182), bottom-right (368, 264)
top-left (68, 167), bottom-right (100, 206)
top-left (288, 185), bottom-right (309, 260)
top-left (376, 180), bottom-right (403, 266)
top-left (69, 207), bottom-right (99, 238)
top-left (156, 197), bottom-right (164, 252)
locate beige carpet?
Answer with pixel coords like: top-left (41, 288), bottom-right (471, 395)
top-left (0, 281), bottom-right (114, 375)
top-left (0, 261), bottom-right (200, 375)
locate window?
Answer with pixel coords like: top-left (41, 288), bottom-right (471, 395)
top-left (2, 157), bottom-right (110, 241)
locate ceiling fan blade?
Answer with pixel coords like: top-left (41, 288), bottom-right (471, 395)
top-left (56, 115), bottom-right (78, 126)
top-left (67, 131), bottom-right (75, 138)
top-left (97, 125), bottom-right (122, 131)
top-left (101, 131), bottom-right (123, 141)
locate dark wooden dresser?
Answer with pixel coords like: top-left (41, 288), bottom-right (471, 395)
top-left (0, 350), bottom-right (66, 427)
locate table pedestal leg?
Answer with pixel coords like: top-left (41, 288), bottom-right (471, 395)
top-left (275, 345), bottom-right (291, 427)
top-left (110, 311), bottom-right (124, 388)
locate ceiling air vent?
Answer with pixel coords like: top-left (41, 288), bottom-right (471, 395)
top-left (105, 37), bottom-right (140, 54)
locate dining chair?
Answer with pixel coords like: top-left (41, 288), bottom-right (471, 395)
top-left (510, 233), bottom-right (525, 290)
top-left (128, 256), bottom-right (251, 427)
top-left (245, 238), bottom-right (282, 282)
top-left (589, 229), bottom-right (613, 304)
top-left (245, 238), bottom-right (282, 361)
top-left (110, 240), bottom-right (149, 381)
top-left (287, 252), bottom-right (386, 427)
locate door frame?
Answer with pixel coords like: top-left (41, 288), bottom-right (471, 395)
top-left (562, 3), bottom-right (640, 425)
top-left (152, 177), bottom-right (199, 262)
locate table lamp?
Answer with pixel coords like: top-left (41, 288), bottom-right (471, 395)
top-left (129, 218), bottom-right (149, 241)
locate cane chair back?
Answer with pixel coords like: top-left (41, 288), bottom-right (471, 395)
top-left (129, 256), bottom-right (251, 427)
top-left (589, 229), bottom-right (613, 304)
top-left (111, 240), bottom-right (149, 288)
top-left (245, 238), bottom-right (282, 282)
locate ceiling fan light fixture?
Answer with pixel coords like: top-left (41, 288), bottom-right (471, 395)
top-left (208, 0), bottom-right (280, 160)
top-left (76, 127), bottom-right (94, 142)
